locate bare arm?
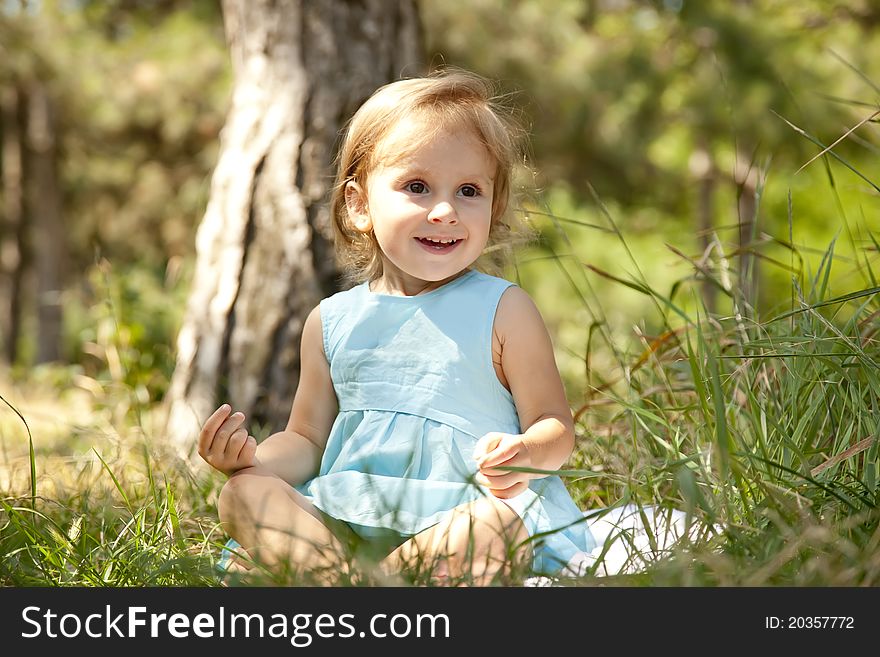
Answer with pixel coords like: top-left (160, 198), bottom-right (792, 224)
top-left (497, 286), bottom-right (574, 470)
top-left (254, 305), bottom-right (338, 487)
top-left (473, 286), bottom-right (575, 497)
top-left (198, 305), bottom-right (337, 484)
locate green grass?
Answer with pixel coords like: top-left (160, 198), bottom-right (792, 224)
top-left (3, 230), bottom-right (877, 587)
top-left (531, 164), bottom-right (880, 585)
top-left (2, 162), bottom-right (880, 587)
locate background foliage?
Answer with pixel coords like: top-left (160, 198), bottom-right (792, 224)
top-left (1, 0), bottom-right (879, 585)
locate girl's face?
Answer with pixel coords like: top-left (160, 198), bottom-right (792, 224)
top-left (345, 119), bottom-right (495, 295)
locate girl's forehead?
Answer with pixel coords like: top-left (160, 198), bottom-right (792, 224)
top-left (373, 115), bottom-right (490, 168)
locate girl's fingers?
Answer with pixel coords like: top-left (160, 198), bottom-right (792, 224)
top-left (225, 427), bottom-right (249, 459)
top-left (477, 470), bottom-right (524, 490)
top-left (479, 439), bottom-right (520, 469)
top-left (238, 435), bottom-right (257, 467)
top-left (472, 432), bottom-right (503, 461)
top-left (199, 409), bottom-right (224, 456)
top-left (210, 412), bottom-right (247, 454)
top-left (489, 481), bottom-right (529, 499)
top-left (477, 455), bottom-right (520, 477)
top-left (199, 404), bottom-right (231, 453)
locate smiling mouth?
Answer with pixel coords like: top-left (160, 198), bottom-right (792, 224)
top-left (415, 237), bottom-right (461, 252)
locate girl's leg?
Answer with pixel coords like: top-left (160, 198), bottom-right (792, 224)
top-left (217, 465), bottom-right (346, 582)
top-left (380, 497), bottom-right (532, 585)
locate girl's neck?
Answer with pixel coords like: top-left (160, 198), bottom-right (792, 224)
top-left (369, 268), bottom-right (473, 297)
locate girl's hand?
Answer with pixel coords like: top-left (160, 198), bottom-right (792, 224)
top-left (472, 432), bottom-right (532, 499)
top-left (198, 404), bottom-right (257, 476)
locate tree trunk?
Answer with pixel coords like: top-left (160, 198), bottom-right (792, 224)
top-left (0, 85), bottom-right (26, 365)
top-left (164, 0), bottom-right (422, 454)
top-left (25, 80), bottom-right (65, 364)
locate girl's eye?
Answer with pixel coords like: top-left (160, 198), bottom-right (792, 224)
top-left (459, 185), bottom-right (480, 197)
top-left (405, 181), bottom-right (427, 194)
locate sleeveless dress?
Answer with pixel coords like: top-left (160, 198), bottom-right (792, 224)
top-left (291, 269), bottom-right (595, 575)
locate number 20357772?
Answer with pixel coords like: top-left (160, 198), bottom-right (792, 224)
top-left (765, 616), bottom-right (854, 630)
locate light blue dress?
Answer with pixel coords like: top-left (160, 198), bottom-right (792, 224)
top-left (288, 269), bottom-right (595, 575)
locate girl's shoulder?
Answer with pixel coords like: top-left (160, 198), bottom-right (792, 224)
top-left (318, 282), bottom-right (366, 354)
top-left (453, 272), bottom-right (544, 341)
top-left (319, 280), bottom-right (366, 312)
top-left (493, 282), bottom-right (548, 341)
top-left (458, 269), bottom-right (517, 297)
top-left (468, 269), bottom-right (512, 286)
top-left (468, 270), bottom-right (533, 307)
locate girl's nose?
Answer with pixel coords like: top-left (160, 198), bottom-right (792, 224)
top-left (427, 201), bottom-right (458, 224)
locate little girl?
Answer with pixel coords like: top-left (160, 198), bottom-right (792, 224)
top-left (198, 69), bottom-right (596, 584)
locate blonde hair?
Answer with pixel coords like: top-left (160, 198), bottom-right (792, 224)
top-left (330, 68), bottom-right (532, 284)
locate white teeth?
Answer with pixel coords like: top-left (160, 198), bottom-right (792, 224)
top-left (423, 237), bottom-right (457, 244)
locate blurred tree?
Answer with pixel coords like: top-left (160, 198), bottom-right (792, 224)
top-left (2, 0), bottom-right (875, 405)
top-left (164, 0), bottom-right (422, 452)
top-left (0, 83), bottom-right (26, 364)
top-left (421, 0), bottom-right (868, 311)
top-left (26, 78), bottom-right (66, 362)
top-left (0, 12), bottom-right (67, 364)
top-left (0, 1), bottom-right (229, 369)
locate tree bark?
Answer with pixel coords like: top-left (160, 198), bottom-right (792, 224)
top-left (25, 80), bottom-right (65, 364)
top-left (164, 0), bottom-right (422, 454)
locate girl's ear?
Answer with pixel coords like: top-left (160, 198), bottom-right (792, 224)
top-left (345, 181), bottom-right (372, 233)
